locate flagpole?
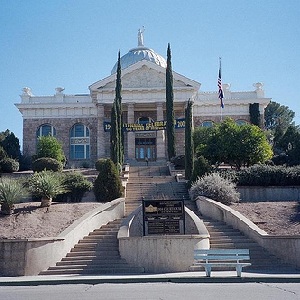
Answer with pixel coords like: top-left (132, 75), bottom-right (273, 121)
top-left (218, 57), bottom-right (224, 121)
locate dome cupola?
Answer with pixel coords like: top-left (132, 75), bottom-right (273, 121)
top-left (111, 28), bottom-right (167, 74)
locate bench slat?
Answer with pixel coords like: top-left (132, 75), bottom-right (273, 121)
top-left (195, 249), bottom-right (249, 255)
top-left (194, 255), bottom-right (250, 261)
top-left (192, 248), bottom-right (251, 277)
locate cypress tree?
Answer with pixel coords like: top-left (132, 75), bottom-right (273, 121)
top-left (249, 103), bottom-right (261, 127)
top-left (166, 43), bottom-right (176, 160)
top-left (115, 50), bottom-right (123, 166)
top-left (185, 99), bottom-right (194, 180)
top-left (110, 51), bottom-right (123, 169)
top-left (110, 101), bottom-right (119, 165)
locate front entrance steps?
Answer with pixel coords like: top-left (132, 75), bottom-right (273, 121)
top-left (39, 219), bottom-right (144, 276)
top-left (41, 163), bottom-right (296, 275)
top-left (196, 215), bottom-right (295, 273)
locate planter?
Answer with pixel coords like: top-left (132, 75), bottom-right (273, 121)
top-left (41, 197), bottom-right (52, 207)
top-left (0, 202), bottom-right (14, 215)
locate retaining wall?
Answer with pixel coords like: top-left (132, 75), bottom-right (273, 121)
top-left (0, 198), bottom-right (125, 276)
top-left (196, 196), bottom-right (300, 268)
top-left (237, 186), bottom-right (300, 202)
top-left (118, 207), bottom-right (210, 273)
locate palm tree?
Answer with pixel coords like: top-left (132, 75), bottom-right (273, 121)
top-left (27, 170), bottom-right (69, 207)
top-left (0, 178), bottom-right (28, 215)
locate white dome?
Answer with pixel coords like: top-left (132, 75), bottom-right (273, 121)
top-left (111, 46), bottom-right (167, 74)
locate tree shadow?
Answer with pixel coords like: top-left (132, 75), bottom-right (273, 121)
top-left (0, 203), bottom-right (41, 217)
top-left (289, 202), bottom-right (300, 223)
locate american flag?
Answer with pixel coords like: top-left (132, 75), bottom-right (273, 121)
top-left (218, 60), bottom-right (224, 108)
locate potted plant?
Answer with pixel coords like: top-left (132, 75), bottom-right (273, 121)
top-left (27, 170), bottom-right (69, 207)
top-left (0, 178), bottom-right (28, 215)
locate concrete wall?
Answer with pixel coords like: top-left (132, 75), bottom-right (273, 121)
top-left (196, 196), bottom-right (300, 268)
top-left (0, 198), bottom-right (125, 276)
top-left (237, 186), bottom-right (300, 202)
top-left (118, 206), bottom-right (210, 273)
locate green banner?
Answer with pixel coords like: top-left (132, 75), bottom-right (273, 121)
top-left (104, 119), bottom-right (185, 132)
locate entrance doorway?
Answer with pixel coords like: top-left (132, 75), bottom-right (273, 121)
top-left (135, 138), bottom-right (156, 161)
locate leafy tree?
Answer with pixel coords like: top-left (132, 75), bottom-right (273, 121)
top-left (35, 135), bottom-right (66, 164)
top-left (275, 125), bottom-right (300, 165)
top-left (0, 146), bottom-right (7, 161)
top-left (264, 101), bottom-right (295, 131)
top-left (166, 43), bottom-right (176, 160)
top-left (264, 101), bottom-right (295, 150)
top-left (0, 130), bottom-right (21, 160)
top-left (185, 99), bottom-right (194, 180)
top-left (194, 118), bottom-right (273, 170)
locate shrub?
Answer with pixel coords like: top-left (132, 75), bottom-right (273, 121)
top-left (236, 164), bottom-right (300, 186)
top-left (94, 159), bottom-right (123, 202)
top-left (32, 157), bottom-right (63, 172)
top-left (0, 178), bottom-right (28, 214)
top-left (19, 154), bottom-right (32, 171)
top-left (59, 172), bottom-right (93, 202)
top-left (189, 173), bottom-right (240, 205)
top-left (171, 155), bottom-right (185, 169)
top-left (191, 155), bottom-right (212, 182)
top-left (0, 157), bottom-right (19, 173)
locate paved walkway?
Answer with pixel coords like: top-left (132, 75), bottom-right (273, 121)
top-left (1, 270), bottom-right (300, 286)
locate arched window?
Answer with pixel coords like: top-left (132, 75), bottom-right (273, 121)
top-left (236, 119), bottom-right (248, 126)
top-left (70, 124), bottom-right (90, 159)
top-left (201, 121), bottom-right (214, 127)
top-left (36, 124), bottom-right (56, 137)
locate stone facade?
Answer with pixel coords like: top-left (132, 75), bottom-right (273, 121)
top-left (15, 42), bottom-right (271, 166)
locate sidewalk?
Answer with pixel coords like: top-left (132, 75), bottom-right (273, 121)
top-left (1, 271), bottom-right (300, 286)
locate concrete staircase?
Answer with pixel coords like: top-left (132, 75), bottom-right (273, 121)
top-left (40, 219), bottom-right (144, 275)
top-left (125, 165), bottom-right (188, 216)
top-left (40, 163), bottom-right (296, 275)
top-left (198, 215), bottom-right (295, 273)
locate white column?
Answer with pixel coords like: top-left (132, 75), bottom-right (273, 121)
top-left (156, 102), bottom-right (165, 160)
top-left (97, 104), bottom-right (105, 158)
top-left (127, 103), bottom-right (135, 159)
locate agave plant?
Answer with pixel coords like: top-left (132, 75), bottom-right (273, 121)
top-left (0, 178), bottom-right (28, 215)
top-left (27, 170), bottom-right (69, 207)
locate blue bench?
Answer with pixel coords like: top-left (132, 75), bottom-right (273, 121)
top-left (193, 249), bottom-right (251, 277)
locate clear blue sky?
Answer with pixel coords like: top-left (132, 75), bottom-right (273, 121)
top-left (1, 0), bottom-right (299, 146)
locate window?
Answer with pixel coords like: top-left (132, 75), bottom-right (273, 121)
top-left (137, 116), bottom-right (153, 124)
top-left (36, 124), bottom-right (56, 137)
top-left (70, 124), bottom-right (90, 159)
top-left (201, 121), bottom-right (214, 127)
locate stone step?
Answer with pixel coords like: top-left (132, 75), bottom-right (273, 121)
top-left (68, 249), bottom-right (120, 256)
top-left (60, 258), bottom-right (128, 265)
top-left (40, 266), bottom-right (145, 276)
top-left (80, 237), bottom-right (118, 244)
top-left (74, 244), bottom-right (118, 251)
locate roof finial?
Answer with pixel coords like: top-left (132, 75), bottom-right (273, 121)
top-left (138, 26), bottom-right (145, 47)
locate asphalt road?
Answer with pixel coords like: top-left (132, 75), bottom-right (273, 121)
top-left (0, 282), bottom-right (300, 300)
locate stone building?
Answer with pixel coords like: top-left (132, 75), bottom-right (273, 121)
top-left (16, 31), bottom-right (270, 167)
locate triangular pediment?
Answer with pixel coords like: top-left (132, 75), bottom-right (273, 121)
top-left (89, 60), bottom-right (200, 91)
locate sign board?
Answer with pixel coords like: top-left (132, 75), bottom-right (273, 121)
top-left (142, 199), bottom-right (185, 235)
top-left (104, 118), bottom-right (185, 132)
